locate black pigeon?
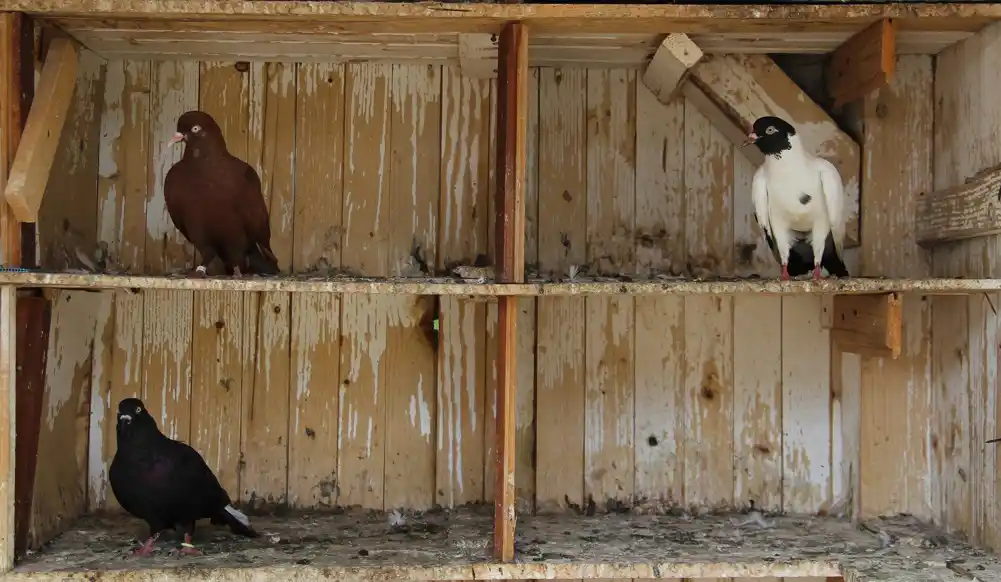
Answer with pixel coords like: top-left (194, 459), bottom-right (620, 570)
top-left (109, 397), bottom-right (259, 557)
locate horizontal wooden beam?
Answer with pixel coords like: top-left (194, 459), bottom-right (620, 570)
top-left (9, 0), bottom-right (1001, 26)
top-left (2, 37), bottom-right (77, 223)
top-left (0, 272), bottom-right (999, 296)
top-left (827, 18), bottom-right (897, 111)
top-left (689, 53), bottom-right (862, 248)
top-left (915, 163), bottom-right (1001, 246)
top-left (641, 33), bottom-right (703, 104)
top-left (832, 293), bottom-right (902, 358)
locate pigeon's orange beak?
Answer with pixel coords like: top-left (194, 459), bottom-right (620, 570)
top-left (168, 132), bottom-right (185, 146)
top-left (741, 132), bottom-right (758, 148)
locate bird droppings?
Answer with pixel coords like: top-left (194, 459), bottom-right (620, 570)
top-left (10, 512), bottom-right (1001, 581)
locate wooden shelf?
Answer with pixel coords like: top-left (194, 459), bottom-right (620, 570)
top-left (4, 271), bottom-right (1001, 296)
top-left (9, 509), bottom-right (1001, 581)
top-left (9, 2), bottom-right (998, 63)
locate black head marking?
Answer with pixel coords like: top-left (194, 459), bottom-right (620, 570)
top-left (748, 116), bottom-right (797, 157)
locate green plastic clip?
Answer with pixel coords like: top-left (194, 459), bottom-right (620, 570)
top-left (433, 317), bottom-right (439, 332)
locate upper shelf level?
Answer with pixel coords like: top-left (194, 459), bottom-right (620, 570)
top-left (8, 1), bottom-right (1001, 63)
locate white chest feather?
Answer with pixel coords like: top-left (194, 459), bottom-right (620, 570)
top-left (762, 157), bottom-right (827, 232)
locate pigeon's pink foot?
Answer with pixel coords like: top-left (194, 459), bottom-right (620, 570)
top-left (131, 537), bottom-right (158, 557)
top-left (190, 266), bottom-right (208, 279)
top-left (179, 534), bottom-right (202, 556)
top-left (780, 264), bottom-right (790, 281)
top-left (812, 265), bottom-right (822, 280)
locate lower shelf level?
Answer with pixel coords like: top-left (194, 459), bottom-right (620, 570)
top-left (10, 509), bottom-right (1001, 581)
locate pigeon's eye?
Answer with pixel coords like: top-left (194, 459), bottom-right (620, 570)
top-left (765, 126), bottom-right (778, 135)
top-left (135, 406), bottom-right (141, 414)
top-left (191, 125), bottom-right (202, 134)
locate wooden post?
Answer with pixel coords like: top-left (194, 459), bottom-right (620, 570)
top-left (0, 11), bottom-right (26, 571)
top-left (493, 20), bottom-right (528, 563)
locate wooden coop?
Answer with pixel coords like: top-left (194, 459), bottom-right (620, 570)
top-left (4, 0), bottom-right (1001, 580)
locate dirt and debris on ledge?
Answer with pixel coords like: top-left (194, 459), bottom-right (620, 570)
top-left (9, 509), bottom-right (1001, 581)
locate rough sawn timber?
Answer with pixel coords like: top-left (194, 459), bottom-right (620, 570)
top-left (8, 511), bottom-right (1001, 582)
top-left (2, 271), bottom-right (1001, 296)
top-left (915, 162), bottom-right (1001, 246)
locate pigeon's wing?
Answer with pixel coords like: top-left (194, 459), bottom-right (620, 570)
top-left (751, 166), bottom-right (782, 264)
top-left (164, 438), bottom-right (231, 507)
top-left (233, 161), bottom-right (274, 248)
top-left (163, 164), bottom-right (192, 242)
top-left (814, 156), bottom-right (846, 254)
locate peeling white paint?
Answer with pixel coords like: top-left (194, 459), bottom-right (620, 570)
top-left (45, 293), bottom-right (103, 428)
top-left (87, 294), bottom-right (115, 505)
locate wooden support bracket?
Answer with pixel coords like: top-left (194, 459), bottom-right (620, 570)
top-left (459, 33), bottom-right (498, 80)
top-left (831, 293), bottom-right (902, 359)
top-left (492, 20), bottom-right (528, 563)
top-left (915, 163), bottom-right (1001, 247)
top-left (641, 33), bottom-right (703, 104)
top-left (827, 19), bottom-right (896, 111)
top-left (689, 54), bottom-right (862, 248)
top-left (2, 36), bottom-right (77, 223)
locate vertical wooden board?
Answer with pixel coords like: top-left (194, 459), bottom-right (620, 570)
top-left (146, 60), bottom-right (197, 275)
top-left (287, 62), bottom-right (345, 508)
top-left (634, 81), bottom-right (684, 509)
top-left (241, 62), bottom-right (296, 506)
top-left (37, 49), bottom-right (103, 271)
top-left (515, 69), bottom-right (539, 513)
top-left (292, 62), bottom-right (344, 274)
top-left (437, 66), bottom-right (491, 507)
top-left (337, 62), bottom-right (392, 510)
top-left (384, 64), bottom-right (441, 510)
top-left (832, 350), bottom-right (862, 519)
top-left (30, 292), bottom-right (102, 547)
top-left (190, 62), bottom-right (250, 498)
top-left (140, 289), bottom-right (193, 441)
top-left (635, 81), bottom-right (685, 278)
top-left (90, 59), bottom-right (151, 511)
top-left (858, 55), bottom-right (934, 520)
top-left (584, 69), bottom-right (636, 508)
top-left (782, 296), bottom-right (831, 514)
top-left (535, 67), bottom-right (586, 512)
top-left (289, 294), bottom-right (340, 507)
top-left (682, 101), bottom-right (734, 511)
top-left (682, 296), bottom-right (733, 510)
top-left (484, 74), bottom-right (499, 505)
top-left (515, 296), bottom-right (536, 512)
top-left (732, 295), bottom-right (782, 511)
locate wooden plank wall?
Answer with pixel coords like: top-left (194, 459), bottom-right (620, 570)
top-left (930, 21), bottom-right (1001, 551)
top-left (11, 51), bottom-right (886, 572)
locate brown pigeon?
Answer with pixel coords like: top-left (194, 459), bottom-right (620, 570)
top-left (163, 110), bottom-right (280, 277)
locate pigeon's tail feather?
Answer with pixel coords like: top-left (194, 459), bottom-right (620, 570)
top-left (215, 504), bottom-right (259, 538)
top-left (821, 233), bottom-right (850, 278)
top-left (247, 243), bottom-right (279, 275)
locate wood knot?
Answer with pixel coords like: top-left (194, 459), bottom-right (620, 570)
top-left (875, 102), bottom-right (889, 119)
top-left (753, 443), bottom-right (771, 455)
top-left (234, 61), bottom-right (250, 73)
top-left (562, 190), bottom-right (573, 202)
top-left (700, 385), bottom-right (715, 400)
top-left (273, 305), bottom-right (281, 314)
top-left (647, 435), bottom-right (659, 447)
top-left (214, 320), bottom-right (225, 330)
top-left (304, 427), bottom-right (316, 439)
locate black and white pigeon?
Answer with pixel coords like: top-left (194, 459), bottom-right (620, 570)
top-left (743, 115), bottom-right (850, 281)
top-left (109, 397), bottom-right (259, 557)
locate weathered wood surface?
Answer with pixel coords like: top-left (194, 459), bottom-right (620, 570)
top-left (9, 511), bottom-right (1001, 582)
top-left (931, 19), bottom-right (1001, 553)
top-left (8, 271), bottom-right (1001, 296)
top-left (916, 162), bottom-right (1001, 246)
top-left (11, 0), bottom-right (1001, 29)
